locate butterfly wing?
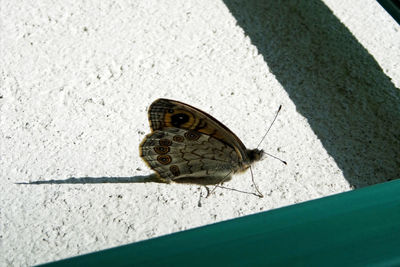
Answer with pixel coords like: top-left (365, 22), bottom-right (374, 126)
top-left (147, 98), bottom-right (249, 162)
top-left (140, 127), bottom-right (240, 181)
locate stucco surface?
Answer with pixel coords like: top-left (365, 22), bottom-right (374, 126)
top-left (1, 0), bottom-right (399, 265)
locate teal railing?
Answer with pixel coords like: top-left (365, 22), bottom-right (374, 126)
top-left (41, 179), bottom-right (400, 266)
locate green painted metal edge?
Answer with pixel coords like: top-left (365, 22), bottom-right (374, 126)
top-left (41, 180), bottom-right (400, 266)
top-left (377, 0), bottom-right (400, 25)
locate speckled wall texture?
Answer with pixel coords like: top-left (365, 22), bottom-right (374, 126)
top-left (1, 0), bottom-right (399, 265)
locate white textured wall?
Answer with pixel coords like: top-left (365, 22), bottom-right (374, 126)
top-left (1, 0), bottom-right (399, 265)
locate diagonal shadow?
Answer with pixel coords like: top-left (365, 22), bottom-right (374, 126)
top-left (223, 0), bottom-right (400, 188)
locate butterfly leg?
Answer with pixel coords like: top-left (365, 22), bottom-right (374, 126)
top-left (198, 186), bottom-right (210, 207)
top-left (207, 168), bottom-right (264, 198)
top-left (207, 171), bottom-right (233, 198)
top-left (250, 166), bottom-right (263, 198)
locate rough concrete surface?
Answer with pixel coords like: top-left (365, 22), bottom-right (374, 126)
top-left (1, 0), bottom-right (399, 266)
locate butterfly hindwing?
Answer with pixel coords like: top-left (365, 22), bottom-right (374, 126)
top-left (140, 128), bottom-right (239, 181)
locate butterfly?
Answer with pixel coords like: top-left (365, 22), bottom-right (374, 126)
top-left (139, 98), bottom-right (268, 196)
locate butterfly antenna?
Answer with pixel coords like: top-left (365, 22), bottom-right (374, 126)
top-left (257, 105), bottom-right (282, 149)
top-left (265, 152), bottom-right (287, 165)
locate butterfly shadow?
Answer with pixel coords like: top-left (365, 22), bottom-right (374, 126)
top-left (222, 0), bottom-right (400, 188)
top-left (16, 174), bottom-right (166, 185)
top-left (16, 174), bottom-right (231, 186)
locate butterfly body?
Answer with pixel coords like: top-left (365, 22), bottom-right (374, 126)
top-left (140, 99), bottom-right (264, 182)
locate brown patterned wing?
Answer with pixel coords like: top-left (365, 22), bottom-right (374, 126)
top-left (147, 98), bottom-right (249, 162)
top-left (139, 128), bottom-right (240, 181)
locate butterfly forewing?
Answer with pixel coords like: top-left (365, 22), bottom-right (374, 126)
top-left (147, 99), bottom-right (249, 162)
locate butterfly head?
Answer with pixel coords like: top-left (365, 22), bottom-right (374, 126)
top-left (246, 148), bottom-right (264, 164)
